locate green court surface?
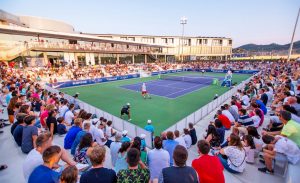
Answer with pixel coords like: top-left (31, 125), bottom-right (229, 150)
top-left (60, 72), bottom-right (251, 134)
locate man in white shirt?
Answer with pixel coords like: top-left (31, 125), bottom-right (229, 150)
top-left (83, 120), bottom-right (107, 146)
top-left (258, 135), bottom-right (300, 174)
top-left (64, 104), bottom-right (75, 125)
top-left (241, 92), bottom-right (250, 106)
top-left (174, 130), bottom-right (187, 149)
top-left (59, 99), bottom-right (69, 117)
top-left (183, 128), bottom-right (192, 149)
top-left (221, 106), bottom-right (235, 123)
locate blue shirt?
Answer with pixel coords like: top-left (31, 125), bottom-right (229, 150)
top-left (57, 124), bottom-right (67, 135)
top-left (13, 125), bottom-right (24, 146)
top-left (163, 139), bottom-right (179, 166)
top-left (121, 136), bottom-right (131, 143)
top-left (71, 131), bottom-right (87, 155)
top-left (256, 100), bottom-right (267, 115)
top-left (144, 124), bottom-right (155, 134)
top-left (28, 165), bottom-right (60, 183)
top-left (6, 93), bottom-right (12, 104)
top-left (64, 126), bottom-right (82, 149)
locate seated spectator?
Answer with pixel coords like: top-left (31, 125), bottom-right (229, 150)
top-left (40, 104), bottom-right (55, 129)
top-left (60, 165), bottom-right (78, 183)
top-left (23, 132), bottom-right (76, 181)
top-left (64, 118), bottom-right (82, 149)
top-left (159, 145), bottom-right (198, 183)
top-left (234, 109), bottom-right (254, 136)
top-left (251, 109), bottom-right (262, 128)
top-left (114, 141), bottom-right (131, 173)
top-left (12, 113), bottom-right (27, 146)
top-left (28, 145), bottom-right (62, 183)
top-left (117, 148), bottom-right (150, 183)
top-left (215, 119), bottom-right (225, 144)
top-left (64, 104), bottom-right (75, 125)
top-left (110, 133), bottom-right (122, 167)
top-left (252, 98), bottom-right (267, 115)
top-left (192, 140), bottom-right (224, 183)
top-left (74, 133), bottom-right (96, 164)
top-left (21, 115), bottom-right (38, 154)
top-left (105, 120), bottom-right (115, 139)
top-left (241, 91), bottom-right (250, 106)
top-left (183, 128), bottom-right (192, 149)
top-left (205, 124), bottom-right (221, 148)
top-left (80, 145), bottom-right (117, 183)
top-left (174, 130), bottom-right (187, 149)
top-left (71, 122), bottom-right (90, 155)
top-left (217, 133), bottom-right (246, 173)
top-left (259, 88), bottom-right (269, 106)
top-left (59, 99), bottom-right (69, 118)
top-left (249, 102), bottom-right (264, 126)
top-left (57, 117), bottom-right (67, 135)
top-left (188, 123), bottom-right (197, 145)
top-left (258, 135), bottom-right (300, 173)
top-left (221, 105), bottom-right (235, 123)
top-left (242, 135), bottom-right (256, 164)
top-left (10, 104), bottom-right (24, 134)
top-left (247, 126), bottom-right (263, 151)
top-left (163, 131), bottom-right (179, 166)
top-left (216, 110), bottom-right (231, 130)
top-left (148, 136), bottom-right (170, 181)
top-left (46, 110), bottom-right (58, 137)
top-left (225, 103), bottom-right (239, 122)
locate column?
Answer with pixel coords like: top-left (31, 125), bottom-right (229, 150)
top-left (43, 52), bottom-right (48, 66)
top-left (145, 54), bottom-right (147, 64)
top-left (165, 55), bottom-right (167, 62)
top-left (116, 54), bottom-right (120, 64)
top-left (132, 54), bottom-right (135, 64)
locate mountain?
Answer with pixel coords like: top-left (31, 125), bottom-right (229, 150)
top-left (234, 40), bottom-right (300, 53)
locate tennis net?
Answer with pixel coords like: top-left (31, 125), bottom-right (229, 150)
top-left (159, 75), bottom-right (213, 84)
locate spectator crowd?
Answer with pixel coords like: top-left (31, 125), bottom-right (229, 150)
top-left (0, 60), bottom-right (300, 183)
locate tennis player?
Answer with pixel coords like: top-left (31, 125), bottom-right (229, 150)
top-left (141, 83), bottom-right (151, 99)
top-left (201, 69), bottom-right (205, 76)
top-left (121, 103), bottom-right (131, 121)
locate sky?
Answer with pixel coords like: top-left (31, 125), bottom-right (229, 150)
top-left (0, 0), bottom-right (299, 47)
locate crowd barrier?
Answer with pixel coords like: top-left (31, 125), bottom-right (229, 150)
top-left (44, 85), bottom-right (153, 148)
top-left (164, 73), bottom-right (258, 133)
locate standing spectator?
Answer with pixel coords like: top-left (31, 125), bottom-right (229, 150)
top-left (28, 146), bottom-right (62, 183)
top-left (148, 136), bottom-right (170, 181)
top-left (188, 123), bottom-right (197, 145)
top-left (121, 130), bottom-right (131, 143)
top-left (163, 131), bottom-right (179, 166)
top-left (144, 119), bottom-right (155, 136)
top-left (183, 128), bottom-right (192, 149)
top-left (110, 133), bottom-right (122, 167)
top-left (117, 148), bottom-right (150, 183)
top-left (80, 145), bottom-right (117, 183)
top-left (192, 140), bottom-right (224, 183)
top-left (159, 145), bottom-right (198, 183)
top-left (64, 118), bottom-right (82, 149)
top-left (21, 115), bottom-right (38, 154)
top-left (217, 134), bottom-right (246, 174)
top-left (131, 137), bottom-right (147, 164)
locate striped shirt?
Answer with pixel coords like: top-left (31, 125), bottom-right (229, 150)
top-left (238, 115), bottom-right (254, 126)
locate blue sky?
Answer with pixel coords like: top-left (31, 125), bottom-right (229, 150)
top-left (1, 0), bottom-right (299, 47)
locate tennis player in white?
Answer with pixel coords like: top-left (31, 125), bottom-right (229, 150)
top-left (141, 83), bottom-right (151, 99)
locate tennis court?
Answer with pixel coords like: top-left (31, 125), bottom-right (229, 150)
top-left (60, 72), bottom-right (251, 134)
top-left (120, 75), bottom-right (224, 99)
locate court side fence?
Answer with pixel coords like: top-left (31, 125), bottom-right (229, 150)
top-left (164, 72), bottom-right (259, 133)
top-left (43, 85), bottom-right (153, 148)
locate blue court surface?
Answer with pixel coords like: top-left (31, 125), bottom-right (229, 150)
top-left (120, 75), bottom-right (223, 99)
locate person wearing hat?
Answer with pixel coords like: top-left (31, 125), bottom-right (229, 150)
top-left (121, 130), bottom-right (131, 143)
top-left (110, 133), bottom-right (122, 167)
top-left (120, 103), bottom-right (131, 121)
top-left (144, 119), bottom-right (154, 136)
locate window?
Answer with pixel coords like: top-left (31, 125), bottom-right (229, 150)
top-left (197, 39), bottom-right (202, 45)
top-left (203, 39), bottom-right (208, 45)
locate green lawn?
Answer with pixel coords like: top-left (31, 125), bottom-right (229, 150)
top-left (60, 72), bottom-right (251, 134)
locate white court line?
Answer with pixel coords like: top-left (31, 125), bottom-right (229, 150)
top-left (165, 84), bottom-right (206, 97)
top-left (119, 85), bottom-right (172, 100)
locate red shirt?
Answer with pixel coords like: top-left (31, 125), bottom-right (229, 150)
top-left (192, 155), bottom-right (225, 183)
top-left (218, 114), bottom-right (231, 129)
top-left (40, 110), bottom-right (48, 128)
top-left (235, 101), bottom-right (242, 110)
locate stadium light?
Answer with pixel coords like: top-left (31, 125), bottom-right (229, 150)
top-left (180, 16), bottom-right (187, 62)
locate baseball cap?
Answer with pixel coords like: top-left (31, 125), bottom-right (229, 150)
top-left (127, 103), bottom-right (130, 106)
top-left (122, 130), bottom-right (128, 135)
top-left (147, 119), bottom-right (152, 124)
top-left (140, 134), bottom-right (146, 139)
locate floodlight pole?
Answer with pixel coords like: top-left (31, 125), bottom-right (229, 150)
top-left (180, 17), bottom-right (187, 62)
top-left (287, 7), bottom-right (300, 62)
